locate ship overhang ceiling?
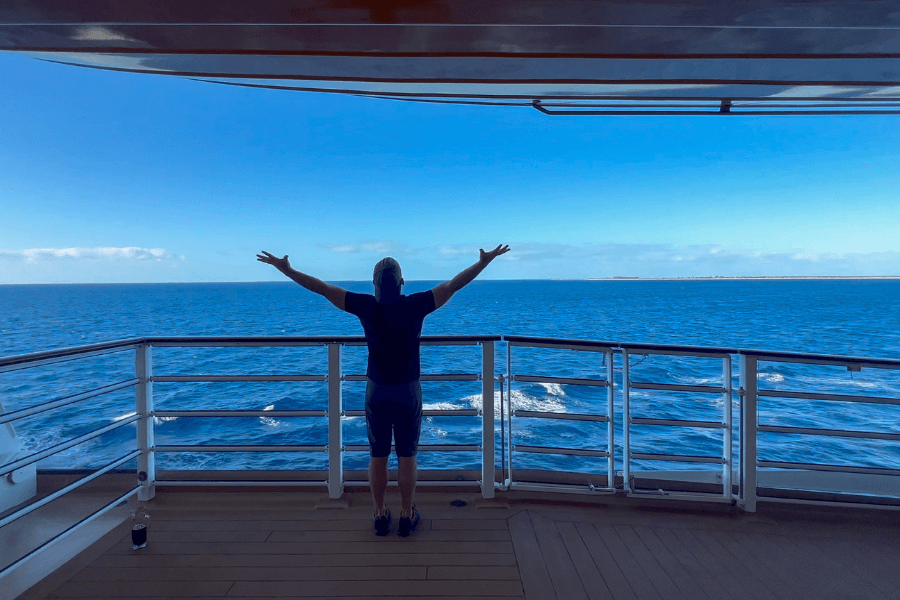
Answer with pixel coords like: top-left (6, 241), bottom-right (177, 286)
top-left (3, 0), bottom-right (900, 114)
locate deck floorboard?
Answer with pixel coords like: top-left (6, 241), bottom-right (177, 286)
top-left (18, 490), bottom-right (900, 600)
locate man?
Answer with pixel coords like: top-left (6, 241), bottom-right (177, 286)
top-left (257, 244), bottom-right (510, 536)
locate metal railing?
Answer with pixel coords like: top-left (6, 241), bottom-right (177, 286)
top-left (3, 334), bottom-right (900, 577)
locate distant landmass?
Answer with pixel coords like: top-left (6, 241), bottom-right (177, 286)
top-left (592, 276), bottom-right (900, 280)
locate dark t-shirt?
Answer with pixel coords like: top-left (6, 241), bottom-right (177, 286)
top-left (344, 290), bottom-right (437, 384)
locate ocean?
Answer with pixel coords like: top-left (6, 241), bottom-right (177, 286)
top-left (2, 280), bottom-right (899, 474)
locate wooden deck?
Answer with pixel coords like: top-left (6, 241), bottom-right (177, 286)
top-left (18, 488), bottom-right (900, 600)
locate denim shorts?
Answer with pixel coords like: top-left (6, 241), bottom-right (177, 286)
top-left (365, 379), bottom-right (423, 458)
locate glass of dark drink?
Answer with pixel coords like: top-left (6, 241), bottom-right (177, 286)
top-left (131, 505), bottom-right (150, 550)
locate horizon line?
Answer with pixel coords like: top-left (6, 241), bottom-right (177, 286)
top-left (3, 275), bottom-right (900, 286)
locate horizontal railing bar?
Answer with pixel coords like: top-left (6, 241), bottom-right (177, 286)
top-left (758, 389), bottom-right (900, 406)
top-left (153, 375), bottom-right (326, 382)
top-left (757, 496), bottom-right (900, 511)
top-left (0, 486), bottom-right (140, 579)
top-left (342, 373), bottom-right (480, 382)
top-left (746, 351), bottom-right (900, 370)
top-left (342, 409), bottom-right (479, 417)
top-left (0, 450), bottom-right (140, 529)
top-left (156, 480), bottom-right (327, 487)
top-left (344, 444), bottom-right (480, 452)
top-left (343, 480), bottom-right (480, 488)
top-left (513, 410), bottom-right (608, 423)
top-left (626, 491), bottom-right (735, 503)
top-left (513, 375), bottom-right (608, 387)
top-left (631, 452), bottom-right (726, 464)
top-left (620, 344), bottom-right (734, 358)
top-left (0, 338), bottom-right (143, 372)
top-left (514, 445), bottom-right (609, 457)
top-left (758, 425), bottom-right (900, 441)
top-left (0, 378), bottom-right (138, 425)
top-left (630, 382), bottom-right (726, 394)
top-left (631, 417), bottom-right (726, 429)
top-left (510, 482), bottom-right (613, 495)
top-left (153, 445), bottom-right (327, 453)
top-left (152, 410), bottom-right (327, 418)
top-left (147, 336), bottom-right (365, 347)
top-left (0, 415), bottom-right (141, 476)
top-left (504, 336), bottom-right (613, 352)
top-left (758, 460), bottom-right (900, 477)
top-left (145, 335), bottom-right (501, 347)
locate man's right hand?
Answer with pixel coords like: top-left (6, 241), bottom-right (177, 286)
top-left (256, 251), bottom-right (291, 272)
top-left (479, 244), bottom-right (511, 265)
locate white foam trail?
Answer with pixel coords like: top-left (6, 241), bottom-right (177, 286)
top-left (464, 389), bottom-right (567, 416)
top-left (260, 404), bottom-right (280, 427)
top-left (537, 382), bottom-right (566, 396)
top-left (759, 373), bottom-right (785, 383)
top-left (423, 401), bottom-right (466, 411)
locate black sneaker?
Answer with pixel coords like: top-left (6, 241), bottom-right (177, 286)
top-left (374, 509), bottom-right (391, 536)
top-left (398, 507), bottom-right (420, 537)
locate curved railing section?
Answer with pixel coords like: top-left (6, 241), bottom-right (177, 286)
top-left (2, 334), bottom-right (900, 579)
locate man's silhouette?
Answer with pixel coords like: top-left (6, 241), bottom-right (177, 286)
top-left (257, 244), bottom-right (510, 536)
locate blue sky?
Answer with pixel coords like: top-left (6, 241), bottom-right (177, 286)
top-left (1, 52), bottom-right (899, 284)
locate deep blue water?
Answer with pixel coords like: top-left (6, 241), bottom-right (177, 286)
top-left (1, 280), bottom-right (899, 473)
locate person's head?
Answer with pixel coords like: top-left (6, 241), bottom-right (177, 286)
top-left (373, 257), bottom-right (404, 303)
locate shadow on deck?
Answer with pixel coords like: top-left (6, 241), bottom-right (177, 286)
top-left (18, 487), bottom-right (900, 600)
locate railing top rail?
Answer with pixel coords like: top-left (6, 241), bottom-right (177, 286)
top-left (146, 335), bottom-right (367, 347)
top-left (738, 348), bottom-right (900, 369)
top-left (503, 335), bottom-right (618, 349)
top-left (2, 335), bottom-right (897, 370)
top-left (145, 335), bottom-right (501, 347)
top-left (617, 341), bottom-right (738, 357)
top-left (0, 338), bottom-right (144, 370)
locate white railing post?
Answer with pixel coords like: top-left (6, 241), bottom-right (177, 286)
top-left (606, 350), bottom-right (615, 489)
top-left (622, 349), bottom-right (631, 493)
top-left (135, 343), bottom-right (155, 501)
top-left (739, 354), bottom-right (758, 512)
top-left (327, 343), bottom-right (344, 499)
top-left (481, 341), bottom-right (495, 498)
top-left (723, 356), bottom-right (733, 500)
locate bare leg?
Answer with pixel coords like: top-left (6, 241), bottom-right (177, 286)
top-left (368, 456), bottom-right (389, 516)
top-left (398, 455), bottom-right (417, 518)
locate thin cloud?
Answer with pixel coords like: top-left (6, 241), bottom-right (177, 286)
top-left (0, 247), bottom-right (174, 262)
top-left (320, 241), bottom-right (412, 256)
top-left (376, 242), bottom-right (900, 278)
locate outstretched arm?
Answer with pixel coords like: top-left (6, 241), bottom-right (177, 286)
top-left (257, 251), bottom-right (347, 311)
top-left (432, 244), bottom-right (510, 309)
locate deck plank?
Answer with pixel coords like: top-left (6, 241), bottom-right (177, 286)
top-left (631, 525), bottom-right (710, 600)
top-left (684, 528), bottom-right (778, 600)
top-left (668, 527), bottom-right (756, 600)
top-left (611, 524), bottom-right (685, 600)
top-left (573, 522), bottom-right (638, 600)
top-left (727, 531), bottom-right (819, 600)
top-left (91, 551), bottom-right (519, 569)
top-left (226, 579), bottom-right (520, 597)
top-left (648, 526), bottom-right (734, 600)
top-left (104, 540), bottom-right (515, 555)
top-left (554, 521), bottom-right (614, 600)
top-left (707, 530), bottom-right (793, 600)
top-left (808, 533), bottom-right (900, 599)
top-left (266, 528), bottom-right (510, 542)
top-left (529, 513), bottom-right (590, 600)
top-left (594, 523), bottom-right (664, 600)
top-left (507, 511), bottom-right (556, 600)
top-left (69, 565), bottom-right (427, 582)
top-left (770, 532), bottom-right (888, 600)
